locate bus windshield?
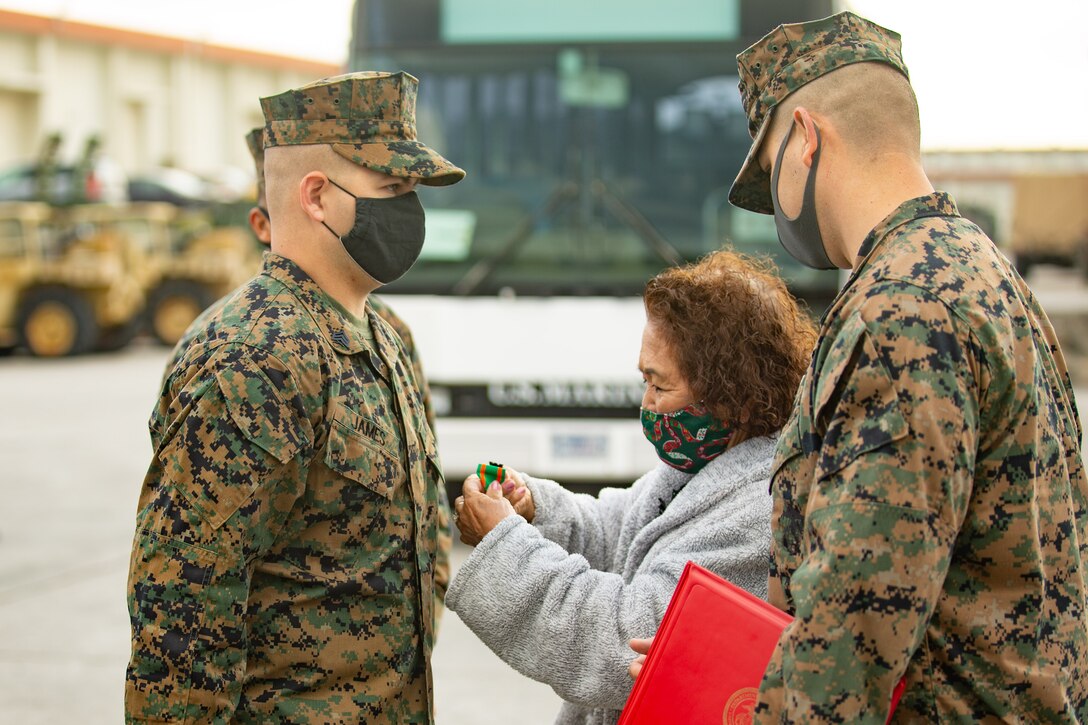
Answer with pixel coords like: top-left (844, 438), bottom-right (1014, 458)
top-left (351, 0), bottom-right (839, 305)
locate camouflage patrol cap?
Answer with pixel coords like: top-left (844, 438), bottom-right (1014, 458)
top-left (729, 11), bottom-right (908, 214)
top-left (244, 127), bottom-right (266, 203)
top-left (261, 71), bottom-right (464, 186)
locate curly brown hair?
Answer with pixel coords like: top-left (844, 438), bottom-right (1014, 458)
top-left (642, 249), bottom-right (817, 438)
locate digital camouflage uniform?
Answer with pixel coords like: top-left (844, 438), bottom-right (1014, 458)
top-left (126, 71), bottom-right (463, 723)
top-left (730, 13), bottom-right (1088, 723)
top-left (762, 193), bottom-right (1088, 722)
top-left (173, 287), bottom-right (442, 459)
top-left (165, 281), bottom-right (451, 632)
top-left (172, 125), bottom-right (450, 622)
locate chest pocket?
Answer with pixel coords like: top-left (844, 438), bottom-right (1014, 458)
top-left (324, 402), bottom-right (404, 501)
top-left (420, 421), bottom-right (443, 475)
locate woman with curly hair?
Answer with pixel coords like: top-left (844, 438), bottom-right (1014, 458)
top-left (446, 249), bottom-right (817, 725)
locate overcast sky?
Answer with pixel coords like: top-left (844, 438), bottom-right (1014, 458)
top-left (3, 0), bottom-right (1086, 150)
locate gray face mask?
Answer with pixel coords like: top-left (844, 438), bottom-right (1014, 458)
top-left (770, 123), bottom-right (836, 270)
top-left (322, 179), bottom-right (426, 284)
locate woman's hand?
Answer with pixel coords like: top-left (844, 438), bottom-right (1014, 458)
top-left (498, 468), bottom-right (536, 523)
top-left (454, 474), bottom-right (516, 546)
top-left (628, 637), bottom-right (654, 679)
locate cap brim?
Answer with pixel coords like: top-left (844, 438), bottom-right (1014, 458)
top-left (331, 140), bottom-right (465, 186)
top-left (728, 116), bottom-right (774, 215)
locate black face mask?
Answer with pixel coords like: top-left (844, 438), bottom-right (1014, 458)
top-left (770, 123), bottom-right (836, 270)
top-left (322, 179), bottom-right (426, 284)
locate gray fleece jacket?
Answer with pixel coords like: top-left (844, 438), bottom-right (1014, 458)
top-left (445, 435), bottom-right (776, 725)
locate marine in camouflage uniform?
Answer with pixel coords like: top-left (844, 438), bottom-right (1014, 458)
top-left (169, 128), bottom-right (450, 607)
top-left (126, 72), bottom-right (464, 723)
top-left (729, 12), bottom-right (1088, 722)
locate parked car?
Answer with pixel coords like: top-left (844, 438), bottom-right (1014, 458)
top-left (0, 161), bottom-right (128, 205)
top-left (127, 167), bottom-right (212, 208)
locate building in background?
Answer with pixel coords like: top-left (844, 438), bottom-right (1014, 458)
top-left (924, 150), bottom-right (1088, 278)
top-left (0, 8), bottom-right (340, 182)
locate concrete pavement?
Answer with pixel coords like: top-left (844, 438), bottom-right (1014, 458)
top-left (0, 344), bottom-right (561, 724)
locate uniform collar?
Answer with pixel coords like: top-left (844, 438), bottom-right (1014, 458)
top-left (819, 192), bottom-right (959, 321)
top-left (261, 254), bottom-right (400, 376)
top-left (854, 191), bottom-right (959, 267)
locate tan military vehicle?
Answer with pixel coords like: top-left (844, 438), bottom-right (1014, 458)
top-left (149, 211), bottom-right (260, 345)
top-left (0, 201), bottom-right (144, 356)
top-left (64, 202), bottom-right (260, 346)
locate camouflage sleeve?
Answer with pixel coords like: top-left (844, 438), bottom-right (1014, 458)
top-left (434, 482), bottom-right (452, 628)
top-left (757, 283), bottom-right (979, 722)
top-left (126, 346), bottom-right (313, 723)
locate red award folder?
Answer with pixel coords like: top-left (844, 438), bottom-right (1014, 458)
top-left (618, 561), bottom-right (905, 725)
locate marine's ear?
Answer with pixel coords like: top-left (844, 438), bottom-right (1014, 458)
top-left (793, 107), bottom-right (820, 170)
top-left (247, 207), bottom-right (271, 244)
top-left (298, 172), bottom-right (331, 224)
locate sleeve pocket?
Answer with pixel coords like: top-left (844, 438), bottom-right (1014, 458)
top-left (421, 424), bottom-right (444, 482)
top-left (214, 360), bottom-right (310, 465)
top-left (815, 326), bottom-right (908, 481)
top-left (324, 404), bottom-right (404, 501)
top-left (125, 530), bottom-right (219, 720)
top-left (156, 358), bottom-right (311, 531)
top-left (771, 393), bottom-right (806, 486)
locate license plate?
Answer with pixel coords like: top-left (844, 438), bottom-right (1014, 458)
top-left (552, 433), bottom-right (608, 459)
